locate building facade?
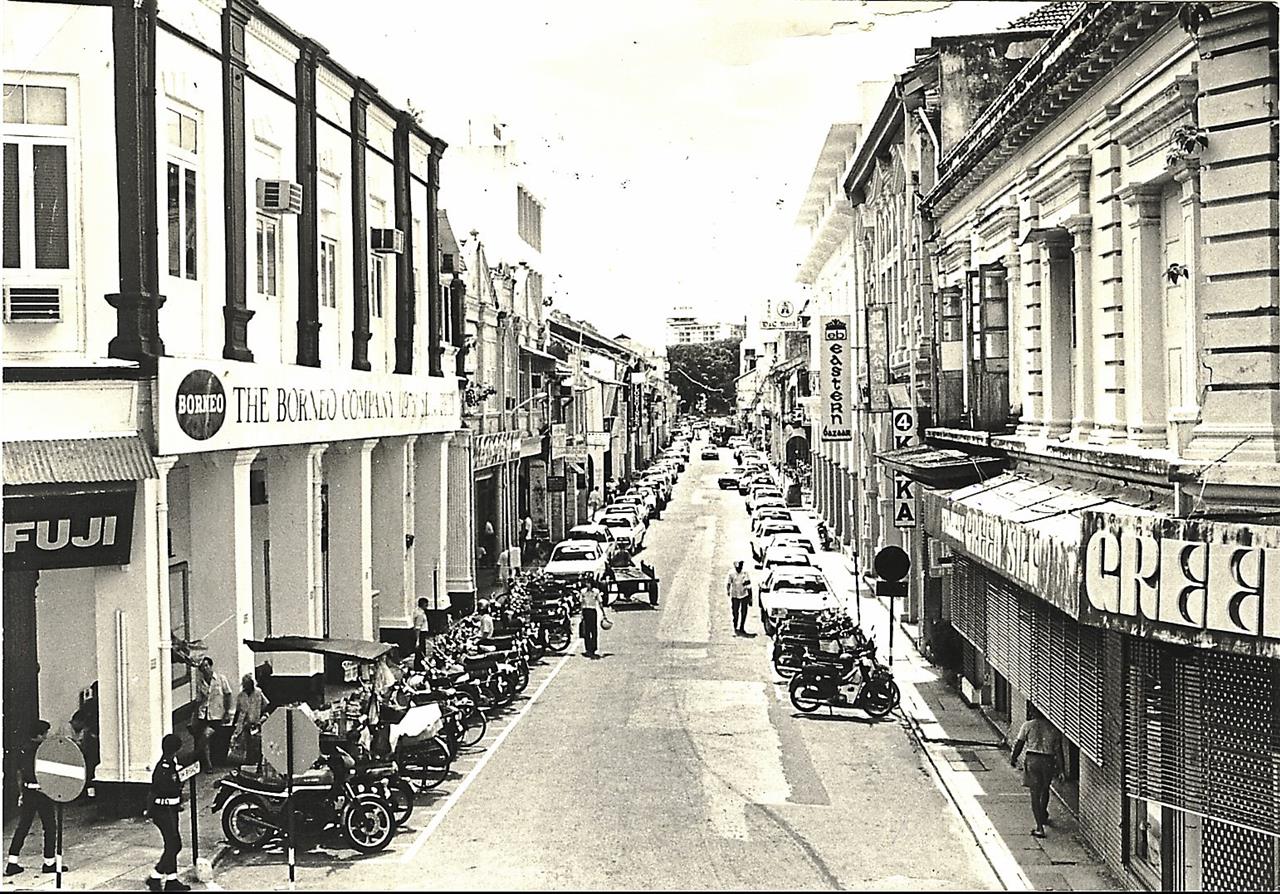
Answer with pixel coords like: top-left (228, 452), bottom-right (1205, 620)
top-left (2, 0), bottom-right (469, 808)
top-left (665, 306), bottom-right (747, 347)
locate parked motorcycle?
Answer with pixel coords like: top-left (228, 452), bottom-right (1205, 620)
top-left (772, 613), bottom-right (869, 678)
top-left (214, 750), bottom-right (396, 854)
top-left (787, 645), bottom-right (899, 718)
top-left (816, 521), bottom-right (835, 552)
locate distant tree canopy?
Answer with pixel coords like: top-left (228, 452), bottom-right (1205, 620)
top-left (667, 338), bottom-right (741, 416)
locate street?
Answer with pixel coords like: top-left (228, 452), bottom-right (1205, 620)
top-left (201, 450), bottom-right (997, 891)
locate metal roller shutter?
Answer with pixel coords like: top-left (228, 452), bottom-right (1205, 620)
top-left (1126, 640), bottom-right (1280, 839)
top-left (948, 557), bottom-right (986, 651)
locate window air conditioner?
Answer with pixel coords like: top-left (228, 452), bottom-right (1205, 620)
top-left (3, 286), bottom-right (62, 323)
top-left (255, 179), bottom-right (303, 214)
top-left (371, 228), bottom-right (406, 254)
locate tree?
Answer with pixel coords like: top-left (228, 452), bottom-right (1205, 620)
top-left (667, 338), bottom-right (741, 416)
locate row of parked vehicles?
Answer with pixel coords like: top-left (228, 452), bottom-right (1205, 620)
top-left (713, 442), bottom-right (900, 720)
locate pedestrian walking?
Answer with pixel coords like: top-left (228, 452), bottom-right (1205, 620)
top-left (412, 597), bottom-right (431, 668)
top-left (228, 674), bottom-right (269, 767)
top-left (496, 545), bottom-right (512, 594)
top-left (145, 733), bottom-right (191, 892)
top-left (192, 657), bottom-right (233, 771)
top-left (4, 720), bottom-right (64, 878)
top-left (726, 560), bottom-right (753, 635)
top-left (577, 580), bottom-right (609, 658)
top-left (521, 515), bottom-right (534, 553)
top-left (1010, 705), bottom-right (1068, 838)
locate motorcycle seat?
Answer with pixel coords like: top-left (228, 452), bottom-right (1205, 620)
top-left (462, 655), bottom-right (497, 672)
top-left (483, 635), bottom-right (516, 650)
top-left (413, 690), bottom-right (451, 704)
top-left (358, 761), bottom-right (396, 778)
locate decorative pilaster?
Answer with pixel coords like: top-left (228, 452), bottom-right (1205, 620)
top-left (107, 0), bottom-right (166, 361)
top-left (392, 116), bottom-right (415, 374)
top-left (426, 146), bottom-right (444, 377)
top-left (1119, 185), bottom-right (1167, 446)
top-left (1065, 214), bottom-right (1095, 440)
top-left (1039, 232), bottom-right (1074, 437)
top-left (1168, 161), bottom-right (1203, 455)
top-left (349, 82), bottom-right (373, 371)
top-left (295, 39), bottom-right (326, 367)
top-left (216, 0), bottom-right (255, 361)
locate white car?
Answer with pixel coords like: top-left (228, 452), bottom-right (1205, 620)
top-left (748, 493), bottom-right (787, 515)
top-left (758, 545), bottom-right (814, 571)
top-left (544, 540), bottom-right (610, 583)
top-left (752, 508), bottom-right (793, 531)
top-left (597, 511), bottom-right (647, 552)
top-left (613, 492), bottom-right (655, 521)
top-left (751, 520), bottom-right (803, 560)
top-left (758, 567), bottom-right (836, 636)
top-left (766, 533), bottom-right (815, 556)
top-left (567, 524), bottom-right (619, 559)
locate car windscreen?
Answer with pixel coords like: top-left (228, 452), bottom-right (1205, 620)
top-left (599, 516), bottom-right (633, 529)
top-left (569, 529), bottom-right (604, 542)
top-left (760, 523), bottom-right (801, 536)
top-left (769, 575), bottom-right (828, 593)
top-left (551, 543), bottom-right (599, 561)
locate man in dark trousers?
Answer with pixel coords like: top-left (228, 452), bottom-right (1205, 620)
top-left (5, 720), bottom-right (65, 877)
top-left (1010, 705), bottom-right (1068, 839)
top-left (146, 733), bottom-right (190, 892)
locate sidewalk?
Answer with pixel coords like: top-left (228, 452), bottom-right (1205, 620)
top-left (798, 520), bottom-right (1120, 892)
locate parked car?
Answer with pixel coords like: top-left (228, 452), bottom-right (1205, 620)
top-left (717, 470), bottom-right (741, 490)
top-left (758, 567), bottom-right (836, 636)
top-left (739, 473), bottom-right (772, 496)
top-left (614, 491), bottom-right (656, 521)
top-left (752, 507), bottom-right (793, 529)
top-left (748, 494), bottom-right (787, 516)
top-left (758, 545), bottom-right (815, 571)
top-left (566, 524), bottom-right (620, 560)
top-left (700, 447), bottom-right (720, 460)
top-left (751, 520), bottom-right (803, 561)
top-left (766, 533), bottom-right (815, 556)
top-left (544, 540), bottom-right (610, 584)
top-left (597, 510), bottom-right (647, 552)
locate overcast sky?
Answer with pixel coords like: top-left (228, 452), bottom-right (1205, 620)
top-left (271, 0), bottom-right (1042, 346)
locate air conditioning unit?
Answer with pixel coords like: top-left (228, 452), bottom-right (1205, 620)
top-left (370, 228), bottom-right (405, 254)
top-left (3, 286), bottom-right (61, 323)
top-left (255, 179), bottom-right (303, 214)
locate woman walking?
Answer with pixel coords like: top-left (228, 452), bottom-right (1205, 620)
top-left (1010, 705), bottom-right (1068, 838)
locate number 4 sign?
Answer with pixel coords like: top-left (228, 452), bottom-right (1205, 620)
top-left (891, 408), bottom-right (916, 450)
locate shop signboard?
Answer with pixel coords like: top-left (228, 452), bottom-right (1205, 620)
top-left (1080, 512), bottom-right (1280, 656)
top-left (760, 297), bottom-right (805, 331)
top-left (929, 491), bottom-right (1079, 616)
top-left (892, 473), bottom-right (916, 529)
top-left (818, 315), bottom-right (852, 442)
top-left (474, 432), bottom-right (521, 470)
top-left (157, 356), bottom-right (460, 455)
top-left (866, 305), bottom-right (890, 412)
top-left (3, 485), bottom-right (137, 571)
top-left (546, 475), bottom-right (567, 493)
top-left (586, 431), bottom-right (610, 449)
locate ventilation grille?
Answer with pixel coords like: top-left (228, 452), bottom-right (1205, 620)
top-left (4, 285), bottom-right (61, 322)
top-left (255, 179), bottom-right (303, 214)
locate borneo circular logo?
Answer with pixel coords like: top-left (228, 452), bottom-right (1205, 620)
top-left (175, 369), bottom-right (227, 441)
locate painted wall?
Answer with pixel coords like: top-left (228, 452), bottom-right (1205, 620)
top-left (35, 567), bottom-right (97, 738)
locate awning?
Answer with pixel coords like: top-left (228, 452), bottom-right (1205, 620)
top-left (3, 436), bottom-right (157, 486)
top-left (567, 461), bottom-right (586, 476)
top-left (244, 636), bottom-right (391, 661)
top-left (877, 444), bottom-right (1005, 488)
top-left (520, 345), bottom-right (559, 365)
top-left (922, 472), bottom-right (1165, 616)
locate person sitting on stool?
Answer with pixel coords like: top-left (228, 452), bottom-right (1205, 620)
top-left (146, 733), bottom-right (190, 892)
top-left (5, 720), bottom-right (65, 878)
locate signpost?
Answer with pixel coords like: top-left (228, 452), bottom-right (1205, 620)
top-left (34, 736), bottom-right (85, 890)
top-left (262, 707), bottom-right (320, 885)
top-left (178, 761), bottom-right (200, 870)
top-left (873, 546), bottom-right (911, 667)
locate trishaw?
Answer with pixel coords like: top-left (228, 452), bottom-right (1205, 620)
top-left (606, 560), bottom-right (661, 607)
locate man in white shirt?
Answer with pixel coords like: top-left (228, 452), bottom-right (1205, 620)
top-left (577, 581), bottom-right (608, 658)
top-left (412, 598), bottom-right (431, 668)
top-left (193, 657), bottom-right (233, 771)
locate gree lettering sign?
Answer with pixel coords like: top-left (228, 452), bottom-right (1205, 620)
top-left (157, 357), bottom-right (460, 454)
top-left (1081, 512), bottom-right (1280, 645)
top-left (3, 486), bottom-right (137, 571)
top-left (819, 315), bottom-right (852, 442)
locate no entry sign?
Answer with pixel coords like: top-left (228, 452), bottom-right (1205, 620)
top-left (34, 736), bottom-right (86, 804)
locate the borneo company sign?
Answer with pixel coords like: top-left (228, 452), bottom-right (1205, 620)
top-left (158, 357), bottom-right (461, 454)
top-left (819, 315), bottom-right (852, 442)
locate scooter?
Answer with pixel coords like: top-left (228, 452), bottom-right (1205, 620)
top-left (787, 646), bottom-right (899, 718)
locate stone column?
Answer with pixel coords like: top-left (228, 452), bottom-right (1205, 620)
top-left (326, 439), bottom-right (377, 640)
top-left (94, 459), bottom-right (173, 793)
top-left (1039, 233), bottom-right (1075, 437)
top-left (1120, 186), bottom-right (1167, 446)
top-left (1169, 163), bottom-right (1203, 454)
top-left (414, 433), bottom-right (453, 614)
top-left (188, 449), bottom-right (259, 682)
top-left (371, 436), bottom-right (416, 632)
top-left (266, 444), bottom-right (328, 676)
top-left (446, 431), bottom-right (477, 614)
top-left (1017, 206), bottom-right (1044, 434)
top-left (1066, 214), bottom-right (1095, 439)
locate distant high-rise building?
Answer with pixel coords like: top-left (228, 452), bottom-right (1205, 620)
top-left (665, 307), bottom-right (747, 346)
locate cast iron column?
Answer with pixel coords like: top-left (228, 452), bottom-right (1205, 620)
top-left (295, 39), bottom-right (325, 366)
top-left (349, 82), bottom-right (372, 371)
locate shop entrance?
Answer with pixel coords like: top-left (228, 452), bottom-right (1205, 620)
top-left (2, 571), bottom-right (39, 809)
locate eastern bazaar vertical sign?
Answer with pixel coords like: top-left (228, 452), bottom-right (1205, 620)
top-left (819, 316), bottom-right (852, 442)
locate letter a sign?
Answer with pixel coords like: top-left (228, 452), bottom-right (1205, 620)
top-left (893, 471), bottom-right (917, 529)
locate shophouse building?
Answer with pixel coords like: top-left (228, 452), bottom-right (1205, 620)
top-left (911, 3), bottom-right (1279, 888)
top-left (2, 0), bottom-right (468, 809)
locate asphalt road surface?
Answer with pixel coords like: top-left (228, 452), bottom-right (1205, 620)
top-left (209, 445), bottom-right (999, 891)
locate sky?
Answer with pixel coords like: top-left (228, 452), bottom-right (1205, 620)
top-left (271, 0), bottom-right (1044, 346)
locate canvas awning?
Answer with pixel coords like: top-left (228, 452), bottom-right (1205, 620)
top-left (520, 345), bottom-right (559, 365)
top-left (244, 636), bottom-right (392, 661)
top-left (876, 444), bottom-right (1005, 488)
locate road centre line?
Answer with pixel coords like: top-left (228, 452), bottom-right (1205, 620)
top-left (396, 652), bottom-right (572, 865)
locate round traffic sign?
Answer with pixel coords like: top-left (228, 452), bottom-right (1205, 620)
top-left (34, 735), bottom-right (86, 804)
top-left (873, 545), bottom-right (911, 582)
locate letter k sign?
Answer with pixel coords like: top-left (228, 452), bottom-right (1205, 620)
top-left (895, 477), bottom-right (914, 500)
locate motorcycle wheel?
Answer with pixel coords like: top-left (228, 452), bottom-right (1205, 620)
top-left (861, 680), bottom-right (898, 719)
top-left (490, 674), bottom-right (517, 708)
top-left (772, 652), bottom-right (797, 679)
top-left (544, 624), bottom-right (571, 654)
top-left (390, 778), bottom-right (414, 826)
top-left (221, 794), bottom-right (273, 849)
top-left (513, 664), bottom-right (530, 694)
top-left (406, 737), bottom-right (453, 791)
top-left (341, 795), bottom-right (395, 853)
top-left (458, 704), bottom-right (488, 749)
top-left (527, 635), bottom-right (547, 664)
top-left (788, 676), bottom-right (822, 713)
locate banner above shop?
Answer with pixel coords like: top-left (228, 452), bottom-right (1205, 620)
top-left (473, 432), bottom-right (521, 470)
top-left (1081, 512), bottom-right (1280, 657)
top-left (818, 315), bottom-right (852, 442)
top-left (157, 357), bottom-right (460, 455)
top-left (3, 484), bottom-right (137, 571)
